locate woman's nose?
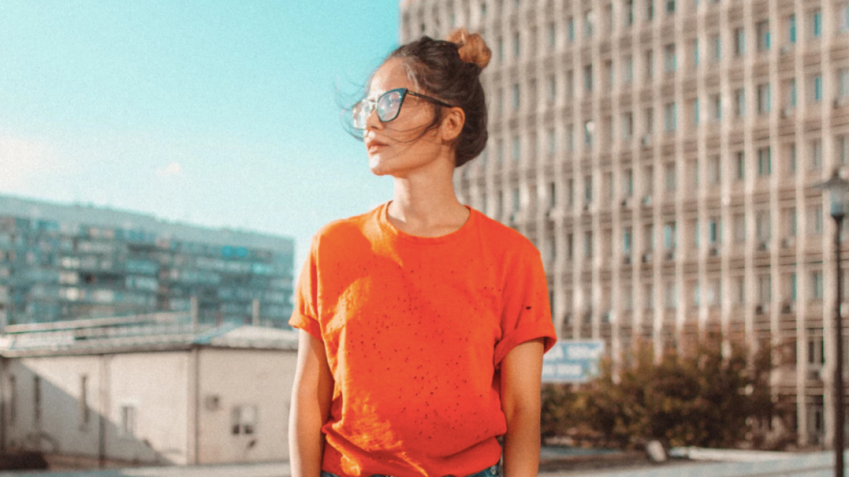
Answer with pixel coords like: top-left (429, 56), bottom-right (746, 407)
top-left (365, 104), bottom-right (382, 130)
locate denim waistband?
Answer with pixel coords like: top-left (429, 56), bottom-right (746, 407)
top-left (320, 462), bottom-right (499, 477)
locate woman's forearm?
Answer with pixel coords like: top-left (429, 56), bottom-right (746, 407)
top-left (289, 388), bottom-right (326, 477)
top-left (502, 405), bottom-right (542, 477)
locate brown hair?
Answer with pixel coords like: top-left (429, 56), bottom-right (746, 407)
top-left (366, 28), bottom-right (492, 168)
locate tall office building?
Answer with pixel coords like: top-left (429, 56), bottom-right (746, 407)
top-left (0, 195), bottom-right (294, 328)
top-left (401, 0), bottom-right (849, 446)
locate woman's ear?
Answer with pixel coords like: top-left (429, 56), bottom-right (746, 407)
top-left (440, 107), bottom-right (466, 143)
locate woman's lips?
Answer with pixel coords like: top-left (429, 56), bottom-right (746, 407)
top-left (367, 142), bottom-right (388, 153)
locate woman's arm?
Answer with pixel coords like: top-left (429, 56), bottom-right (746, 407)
top-left (500, 338), bottom-right (545, 477)
top-left (290, 330), bottom-right (335, 477)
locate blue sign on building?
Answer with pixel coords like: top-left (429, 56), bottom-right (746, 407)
top-left (542, 340), bottom-right (605, 383)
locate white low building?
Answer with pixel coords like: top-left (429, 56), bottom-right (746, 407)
top-left (0, 312), bottom-right (298, 467)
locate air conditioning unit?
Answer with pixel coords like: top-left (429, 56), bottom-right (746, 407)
top-left (642, 195), bottom-right (652, 206)
top-left (779, 44), bottom-right (791, 55)
top-left (709, 245), bottom-right (720, 256)
top-left (641, 134), bottom-right (652, 147)
top-left (781, 106), bottom-right (793, 118)
top-left (757, 241), bottom-right (769, 251)
top-left (623, 255), bottom-right (632, 265)
top-left (781, 237), bottom-right (795, 248)
top-left (642, 251), bottom-right (653, 263)
top-left (665, 249), bottom-right (675, 261)
top-left (583, 202), bottom-right (591, 212)
top-left (621, 197), bottom-right (630, 208)
top-left (755, 304), bottom-right (764, 315)
top-left (834, 98), bottom-right (847, 109)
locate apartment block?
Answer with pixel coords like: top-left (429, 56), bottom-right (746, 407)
top-left (401, 0), bottom-right (849, 446)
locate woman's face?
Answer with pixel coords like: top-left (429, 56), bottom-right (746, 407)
top-left (362, 58), bottom-right (448, 177)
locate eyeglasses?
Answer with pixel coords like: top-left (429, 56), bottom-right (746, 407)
top-left (351, 88), bottom-right (455, 130)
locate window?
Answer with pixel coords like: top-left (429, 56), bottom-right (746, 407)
top-left (584, 10), bottom-right (594, 38)
top-left (34, 376), bottom-right (41, 426)
top-left (231, 405), bottom-right (258, 435)
top-left (546, 128), bottom-right (556, 154)
top-left (786, 143), bottom-right (797, 175)
top-left (644, 283), bottom-right (653, 310)
top-left (8, 375), bottom-right (15, 425)
top-left (664, 162), bottom-right (676, 191)
top-left (666, 0), bottom-right (675, 14)
top-left (567, 17), bottom-right (575, 42)
top-left (511, 135), bottom-right (520, 162)
top-left (840, 3), bottom-right (849, 33)
top-left (548, 182), bottom-right (557, 207)
top-left (692, 38), bottom-right (699, 68)
top-left (734, 27), bottom-right (745, 56)
top-left (734, 213), bottom-right (746, 243)
top-left (644, 223), bottom-right (655, 251)
top-left (838, 134), bottom-right (849, 165)
top-left (663, 221), bottom-right (677, 249)
top-left (622, 112), bottom-right (633, 140)
top-left (757, 147), bottom-right (771, 176)
top-left (546, 75), bottom-right (557, 102)
top-left (547, 22), bottom-right (556, 48)
top-left (664, 102), bottom-right (677, 132)
top-left (785, 78), bottom-right (797, 110)
top-left (788, 14), bottom-right (797, 44)
top-left (120, 404), bottom-right (137, 437)
top-left (512, 83), bottom-right (520, 110)
top-left (758, 274), bottom-right (771, 305)
top-left (605, 3), bottom-right (614, 31)
top-left (80, 375), bottom-right (90, 428)
top-left (512, 187), bottom-right (520, 212)
top-left (757, 20), bottom-right (770, 51)
top-left (644, 49), bottom-right (654, 80)
top-left (735, 88), bottom-right (745, 117)
top-left (812, 75), bottom-right (823, 102)
top-left (624, 0), bottom-right (634, 27)
top-left (809, 205), bottom-right (824, 235)
top-left (735, 151), bottom-right (745, 180)
top-left (757, 83), bottom-right (771, 114)
top-left (664, 43), bottom-right (676, 72)
top-left (584, 231), bottom-right (593, 257)
top-left (708, 217), bottom-right (720, 245)
top-left (622, 55), bottom-right (634, 83)
top-left (811, 9), bottom-right (822, 38)
top-left (756, 210), bottom-right (771, 241)
top-left (623, 168), bottom-right (634, 196)
top-left (839, 68), bottom-right (849, 99)
top-left (565, 123), bottom-right (574, 151)
top-left (788, 273), bottom-right (797, 303)
top-left (584, 65), bottom-right (593, 93)
top-left (665, 281), bottom-right (677, 309)
top-left (584, 120), bottom-right (594, 146)
top-left (811, 139), bottom-right (823, 170)
top-left (565, 69), bottom-right (574, 98)
top-left (712, 34), bottom-right (721, 62)
top-left (605, 60), bottom-right (614, 87)
top-left (692, 220), bottom-right (700, 249)
top-left (711, 93), bottom-right (722, 121)
top-left (584, 175), bottom-right (593, 202)
top-left (693, 98), bottom-right (700, 126)
top-left (646, 0), bottom-right (654, 21)
top-left (811, 270), bottom-right (824, 300)
top-left (708, 155), bottom-right (721, 184)
top-left (513, 32), bottom-right (521, 57)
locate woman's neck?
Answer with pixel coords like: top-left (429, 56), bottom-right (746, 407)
top-left (388, 165), bottom-right (469, 237)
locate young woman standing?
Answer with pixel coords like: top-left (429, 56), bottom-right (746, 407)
top-left (289, 29), bottom-right (557, 477)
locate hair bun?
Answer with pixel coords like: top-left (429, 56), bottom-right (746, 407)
top-left (446, 28), bottom-right (491, 70)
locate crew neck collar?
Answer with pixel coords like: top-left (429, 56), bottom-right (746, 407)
top-left (377, 201), bottom-right (476, 244)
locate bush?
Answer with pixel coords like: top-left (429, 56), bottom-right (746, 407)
top-left (541, 336), bottom-right (781, 450)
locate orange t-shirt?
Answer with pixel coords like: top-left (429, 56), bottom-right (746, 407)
top-left (289, 201), bottom-right (557, 477)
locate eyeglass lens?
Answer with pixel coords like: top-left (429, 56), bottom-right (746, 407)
top-left (353, 90), bottom-right (404, 129)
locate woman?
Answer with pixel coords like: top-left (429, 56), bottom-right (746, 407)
top-left (289, 28), bottom-right (557, 477)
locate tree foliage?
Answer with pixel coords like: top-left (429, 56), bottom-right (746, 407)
top-left (541, 337), bottom-right (779, 449)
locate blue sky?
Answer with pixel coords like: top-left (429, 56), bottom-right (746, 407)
top-left (0, 0), bottom-right (401, 268)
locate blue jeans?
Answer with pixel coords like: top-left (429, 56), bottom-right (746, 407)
top-left (320, 462), bottom-right (499, 477)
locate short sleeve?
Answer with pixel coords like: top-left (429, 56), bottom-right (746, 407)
top-left (288, 235), bottom-right (323, 341)
top-left (493, 246), bottom-right (557, 368)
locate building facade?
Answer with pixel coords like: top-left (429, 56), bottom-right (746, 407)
top-left (401, 0), bottom-right (849, 446)
top-left (0, 195), bottom-right (294, 328)
top-left (0, 314), bottom-right (299, 466)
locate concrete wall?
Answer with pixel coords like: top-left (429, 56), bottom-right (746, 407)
top-left (196, 348), bottom-right (297, 464)
top-left (0, 346), bottom-right (298, 466)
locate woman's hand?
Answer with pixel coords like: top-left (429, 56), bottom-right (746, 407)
top-left (500, 338), bottom-right (545, 477)
top-left (290, 330), bottom-right (334, 477)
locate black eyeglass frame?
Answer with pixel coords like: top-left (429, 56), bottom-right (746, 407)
top-left (352, 88), bottom-right (456, 129)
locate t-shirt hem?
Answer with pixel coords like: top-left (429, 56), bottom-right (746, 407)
top-left (493, 323), bottom-right (557, 368)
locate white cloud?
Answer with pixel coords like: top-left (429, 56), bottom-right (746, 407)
top-left (157, 161), bottom-right (183, 177)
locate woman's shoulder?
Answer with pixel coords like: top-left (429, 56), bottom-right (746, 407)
top-left (310, 204), bottom-right (383, 248)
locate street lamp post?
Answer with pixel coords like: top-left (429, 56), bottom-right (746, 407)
top-left (814, 170), bottom-right (849, 477)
